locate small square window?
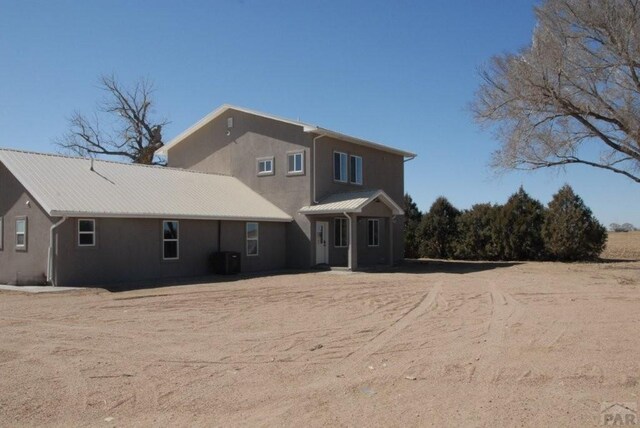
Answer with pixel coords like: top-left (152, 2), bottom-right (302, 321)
top-left (78, 219), bottom-right (96, 247)
top-left (257, 157), bottom-right (274, 176)
top-left (287, 152), bottom-right (304, 175)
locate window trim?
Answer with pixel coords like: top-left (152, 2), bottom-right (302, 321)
top-left (77, 219), bottom-right (96, 247)
top-left (334, 218), bottom-right (348, 248)
top-left (367, 219), bottom-right (380, 247)
top-left (287, 151), bottom-right (305, 175)
top-left (246, 222), bottom-right (259, 256)
top-left (256, 156), bottom-right (275, 176)
top-left (350, 155), bottom-right (363, 185)
top-left (15, 216), bottom-right (27, 251)
top-left (162, 220), bottom-right (180, 261)
top-left (333, 151), bottom-right (348, 183)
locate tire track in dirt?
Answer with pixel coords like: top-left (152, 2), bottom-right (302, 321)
top-left (242, 282), bottom-right (445, 424)
top-left (475, 280), bottom-right (525, 383)
top-left (336, 282), bottom-right (443, 373)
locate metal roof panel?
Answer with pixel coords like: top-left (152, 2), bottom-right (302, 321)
top-left (0, 149), bottom-right (292, 222)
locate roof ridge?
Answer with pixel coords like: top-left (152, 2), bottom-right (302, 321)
top-left (0, 147), bottom-right (232, 178)
top-left (157, 104), bottom-right (416, 158)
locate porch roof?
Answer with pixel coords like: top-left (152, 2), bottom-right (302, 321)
top-left (299, 189), bottom-right (404, 216)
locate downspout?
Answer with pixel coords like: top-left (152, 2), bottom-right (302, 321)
top-left (312, 134), bottom-right (327, 204)
top-left (47, 217), bottom-right (67, 286)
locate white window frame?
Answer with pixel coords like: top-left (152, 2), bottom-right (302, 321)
top-left (334, 151), bottom-right (348, 182)
top-left (287, 151), bottom-right (304, 175)
top-left (367, 219), bottom-right (380, 247)
top-left (15, 217), bottom-right (27, 251)
top-left (77, 219), bottom-right (96, 247)
top-left (162, 220), bottom-right (179, 260)
top-left (0, 216), bottom-right (3, 250)
top-left (246, 222), bottom-right (259, 256)
top-left (334, 218), bottom-right (348, 248)
top-left (257, 156), bottom-right (275, 176)
top-left (350, 155), bottom-right (363, 185)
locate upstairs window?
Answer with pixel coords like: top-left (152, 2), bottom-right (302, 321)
top-left (246, 222), bottom-right (259, 256)
top-left (334, 151), bottom-right (347, 182)
top-left (367, 219), bottom-right (380, 247)
top-left (15, 217), bottom-right (27, 250)
top-left (334, 218), bottom-right (348, 248)
top-left (350, 155), bottom-right (363, 185)
top-left (78, 219), bottom-right (96, 247)
top-left (257, 157), bottom-right (274, 176)
top-left (163, 220), bottom-right (179, 260)
top-left (287, 151), bottom-right (304, 175)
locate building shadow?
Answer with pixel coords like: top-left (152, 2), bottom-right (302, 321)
top-left (99, 259), bottom-right (526, 292)
top-left (363, 258), bottom-right (523, 275)
top-left (100, 269), bottom-right (312, 293)
top-left (596, 258), bottom-right (640, 264)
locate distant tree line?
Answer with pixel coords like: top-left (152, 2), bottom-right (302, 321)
top-left (609, 223), bottom-right (637, 233)
top-left (404, 185), bottom-right (607, 262)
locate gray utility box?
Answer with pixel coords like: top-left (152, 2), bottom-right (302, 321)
top-left (211, 251), bottom-right (241, 275)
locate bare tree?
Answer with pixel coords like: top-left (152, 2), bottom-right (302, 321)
top-left (57, 75), bottom-right (168, 165)
top-left (622, 222), bottom-right (635, 232)
top-left (473, 0), bottom-right (640, 183)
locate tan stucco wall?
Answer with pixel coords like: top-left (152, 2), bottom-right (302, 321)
top-left (54, 218), bottom-right (287, 287)
top-left (310, 135), bottom-right (406, 265)
top-left (168, 109), bottom-right (313, 268)
top-left (166, 108), bottom-right (407, 268)
top-left (0, 163), bottom-right (54, 284)
top-left (313, 135), bottom-right (405, 204)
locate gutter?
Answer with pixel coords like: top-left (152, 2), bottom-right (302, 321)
top-left (404, 154), bottom-right (417, 163)
top-left (47, 217), bottom-right (67, 286)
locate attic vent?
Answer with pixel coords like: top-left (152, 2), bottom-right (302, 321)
top-left (227, 117), bottom-right (234, 128)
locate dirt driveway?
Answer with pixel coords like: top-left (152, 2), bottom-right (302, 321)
top-left (1, 260), bottom-right (639, 426)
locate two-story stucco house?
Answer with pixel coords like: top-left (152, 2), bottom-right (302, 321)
top-left (0, 105), bottom-right (415, 286)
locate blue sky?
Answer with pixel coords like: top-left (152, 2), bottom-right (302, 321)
top-left (0, 0), bottom-right (638, 226)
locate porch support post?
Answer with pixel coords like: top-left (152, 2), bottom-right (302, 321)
top-left (388, 216), bottom-right (394, 267)
top-left (347, 213), bottom-right (358, 270)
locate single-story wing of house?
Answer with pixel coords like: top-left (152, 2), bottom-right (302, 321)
top-left (0, 149), bottom-right (291, 286)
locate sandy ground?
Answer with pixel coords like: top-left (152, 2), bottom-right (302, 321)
top-left (1, 235), bottom-right (639, 427)
top-left (0, 234), bottom-right (640, 426)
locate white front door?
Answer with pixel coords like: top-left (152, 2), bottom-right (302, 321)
top-left (315, 221), bottom-right (329, 265)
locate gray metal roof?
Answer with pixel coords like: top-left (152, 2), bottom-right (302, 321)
top-left (0, 149), bottom-right (292, 222)
top-left (299, 189), bottom-right (403, 215)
